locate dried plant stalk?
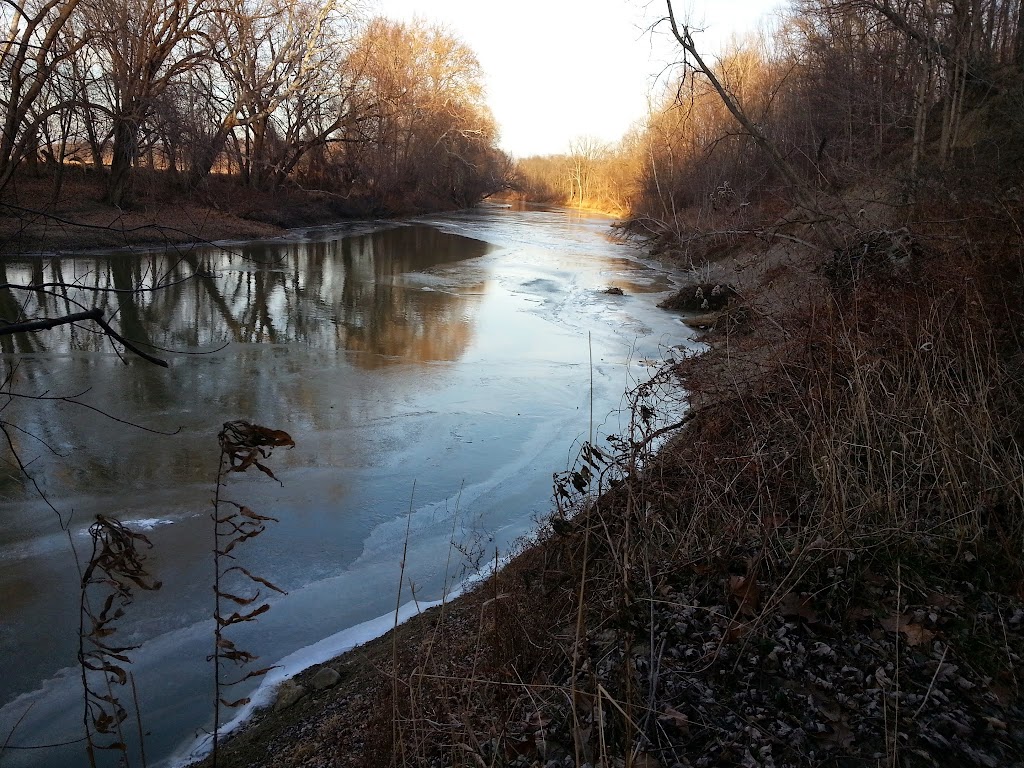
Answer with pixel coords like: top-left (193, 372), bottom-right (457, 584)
top-left (210, 420), bottom-right (293, 767)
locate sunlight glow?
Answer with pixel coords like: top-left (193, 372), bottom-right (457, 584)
top-left (378, 0), bottom-right (786, 157)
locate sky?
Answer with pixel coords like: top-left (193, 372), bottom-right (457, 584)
top-left (376, 0), bottom-right (788, 158)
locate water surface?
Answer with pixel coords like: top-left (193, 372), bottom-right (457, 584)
top-left (0, 205), bottom-right (695, 766)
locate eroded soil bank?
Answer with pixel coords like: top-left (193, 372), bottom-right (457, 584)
top-left (0, 170), bottom-right (404, 254)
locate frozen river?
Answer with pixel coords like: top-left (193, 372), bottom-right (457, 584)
top-left (0, 204), bottom-right (697, 766)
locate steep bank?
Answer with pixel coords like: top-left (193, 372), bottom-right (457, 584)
top-left (0, 170), bottom-right (472, 255)
top-left (197, 179), bottom-right (1024, 767)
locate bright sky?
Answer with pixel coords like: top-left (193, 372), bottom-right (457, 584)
top-left (376, 0), bottom-right (788, 158)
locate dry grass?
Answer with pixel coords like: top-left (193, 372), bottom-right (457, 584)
top-left (205, 182), bottom-right (1024, 768)
top-left (657, 295), bottom-right (1024, 577)
top-left (355, 189), bottom-right (1024, 766)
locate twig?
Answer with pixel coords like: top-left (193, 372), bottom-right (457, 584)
top-left (1, 702), bottom-right (35, 755)
top-left (130, 672), bottom-right (148, 768)
top-left (913, 644), bottom-right (948, 720)
top-left (0, 305), bottom-right (168, 366)
top-left (393, 480), bottom-right (415, 768)
top-left (631, 412), bottom-right (695, 452)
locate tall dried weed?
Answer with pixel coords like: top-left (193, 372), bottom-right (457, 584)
top-left (79, 514), bottom-right (161, 767)
top-left (209, 420), bottom-right (293, 766)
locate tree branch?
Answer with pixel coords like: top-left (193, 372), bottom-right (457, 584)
top-left (0, 308), bottom-right (168, 367)
top-left (663, 1), bottom-right (846, 247)
top-left (0, 308), bottom-right (102, 334)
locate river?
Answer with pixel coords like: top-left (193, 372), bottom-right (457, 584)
top-left (0, 204), bottom-right (696, 767)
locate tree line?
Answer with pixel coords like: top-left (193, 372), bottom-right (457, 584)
top-left (512, 0), bottom-right (1024, 233)
top-left (0, 0), bottom-right (510, 211)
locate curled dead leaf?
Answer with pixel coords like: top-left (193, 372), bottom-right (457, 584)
top-left (880, 614), bottom-right (935, 646)
top-left (779, 592), bottom-right (819, 623)
top-left (846, 606), bottom-right (874, 622)
top-left (724, 619), bottom-right (752, 643)
top-left (902, 622), bottom-right (935, 646)
top-left (728, 574), bottom-right (760, 617)
top-left (659, 705), bottom-right (690, 731)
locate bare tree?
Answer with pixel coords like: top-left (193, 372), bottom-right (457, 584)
top-left (0, 0), bottom-right (88, 191)
top-left (185, 0), bottom-right (359, 189)
top-left (83, 0), bottom-right (214, 205)
top-left (567, 136), bottom-right (605, 207)
top-left (336, 18), bottom-right (506, 209)
top-left (663, 1), bottom-right (831, 227)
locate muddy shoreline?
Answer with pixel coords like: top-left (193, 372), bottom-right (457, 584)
top-left (0, 171), bottom-right (428, 256)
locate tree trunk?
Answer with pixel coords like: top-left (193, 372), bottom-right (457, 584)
top-left (1016, 4), bottom-right (1024, 67)
top-left (106, 116), bottom-right (139, 206)
top-left (249, 117), bottom-right (269, 189)
top-left (84, 107), bottom-right (106, 172)
top-left (186, 115), bottom-right (238, 188)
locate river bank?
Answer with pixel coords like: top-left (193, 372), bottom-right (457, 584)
top-left (0, 169), bottom-right (460, 255)
top-left (194, 191), bottom-right (1024, 767)
top-left (2, 169), bottom-right (1020, 765)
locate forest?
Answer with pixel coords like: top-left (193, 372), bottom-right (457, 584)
top-left (0, 0), bottom-right (510, 214)
top-left (514, 0), bottom-right (1024, 231)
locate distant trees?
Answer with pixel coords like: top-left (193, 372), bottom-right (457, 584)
top-left (0, 1), bottom-right (508, 211)
top-left (508, 0), bottom-right (1023, 243)
top-left (622, 0), bottom-right (1024, 245)
top-left (509, 155), bottom-right (569, 203)
top-left (330, 18), bottom-right (509, 210)
top-left (510, 135), bottom-right (640, 214)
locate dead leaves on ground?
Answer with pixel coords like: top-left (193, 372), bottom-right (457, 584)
top-left (880, 613), bottom-right (936, 646)
top-left (718, 579), bottom-right (939, 653)
top-left (727, 574), bottom-right (760, 617)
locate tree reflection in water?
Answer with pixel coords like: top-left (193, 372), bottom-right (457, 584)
top-left (0, 224), bottom-right (492, 499)
top-left (0, 225), bottom-right (491, 360)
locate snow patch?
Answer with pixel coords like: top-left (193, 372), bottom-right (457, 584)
top-left (126, 517), bottom-right (176, 531)
top-left (169, 593), bottom-right (458, 767)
